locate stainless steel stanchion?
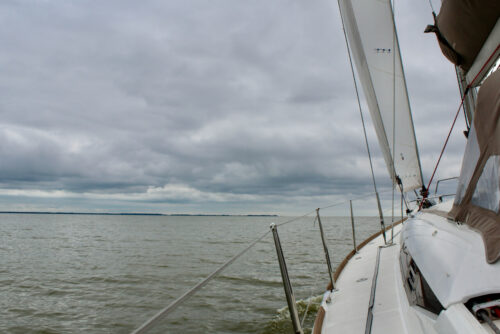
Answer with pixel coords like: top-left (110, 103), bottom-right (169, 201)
top-left (270, 223), bottom-right (304, 334)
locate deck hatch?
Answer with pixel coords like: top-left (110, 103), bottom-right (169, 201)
top-left (400, 243), bottom-right (444, 315)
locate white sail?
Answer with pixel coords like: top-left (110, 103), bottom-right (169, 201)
top-left (338, 0), bottom-right (423, 192)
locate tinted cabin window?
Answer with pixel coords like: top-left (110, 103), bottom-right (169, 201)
top-left (454, 125), bottom-right (480, 205)
top-left (471, 155), bottom-right (500, 213)
top-left (400, 244), bottom-right (444, 314)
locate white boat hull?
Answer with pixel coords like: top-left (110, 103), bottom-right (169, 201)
top-left (316, 202), bottom-right (500, 333)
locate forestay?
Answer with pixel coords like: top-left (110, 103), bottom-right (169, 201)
top-left (338, 0), bottom-right (423, 192)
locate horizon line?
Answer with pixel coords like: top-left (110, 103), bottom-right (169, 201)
top-left (0, 211), bottom-right (279, 217)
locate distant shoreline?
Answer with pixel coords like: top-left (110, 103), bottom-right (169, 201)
top-left (0, 211), bottom-right (278, 217)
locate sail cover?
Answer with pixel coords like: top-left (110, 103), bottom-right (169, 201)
top-left (449, 69), bottom-right (500, 263)
top-left (425, 0), bottom-right (500, 73)
top-left (338, 0), bottom-right (423, 192)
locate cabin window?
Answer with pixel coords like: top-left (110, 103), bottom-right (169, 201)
top-left (455, 125), bottom-right (480, 205)
top-left (400, 244), bottom-right (444, 314)
top-left (471, 155), bottom-right (500, 213)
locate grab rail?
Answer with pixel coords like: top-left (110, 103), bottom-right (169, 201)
top-left (434, 176), bottom-right (458, 194)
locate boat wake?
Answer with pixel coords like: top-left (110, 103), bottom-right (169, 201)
top-left (261, 295), bottom-right (323, 334)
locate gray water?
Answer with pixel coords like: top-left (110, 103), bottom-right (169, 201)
top-left (0, 214), bottom-right (380, 333)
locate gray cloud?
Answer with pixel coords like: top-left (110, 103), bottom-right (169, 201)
top-left (0, 0), bottom-right (466, 214)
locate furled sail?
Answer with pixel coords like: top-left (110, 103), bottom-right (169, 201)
top-left (338, 0), bottom-right (423, 192)
top-left (424, 0), bottom-right (500, 74)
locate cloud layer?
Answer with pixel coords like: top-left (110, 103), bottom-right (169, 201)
top-left (0, 0), bottom-right (466, 214)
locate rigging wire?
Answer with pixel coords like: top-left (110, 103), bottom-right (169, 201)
top-left (418, 97), bottom-right (464, 211)
top-left (276, 209), bottom-right (316, 227)
top-left (419, 45), bottom-right (500, 209)
top-left (335, 0), bottom-right (379, 195)
top-left (320, 193), bottom-right (370, 210)
top-left (454, 67), bottom-right (472, 132)
top-left (337, 3), bottom-right (380, 199)
top-left (131, 229), bottom-right (271, 334)
top-left (132, 188), bottom-right (397, 333)
top-left (320, 188), bottom-right (394, 211)
top-left (391, 0), bottom-right (397, 237)
top-left (388, 0), bottom-right (423, 211)
top-left (335, 0), bottom-right (387, 242)
top-left (426, 0), bottom-right (436, 15)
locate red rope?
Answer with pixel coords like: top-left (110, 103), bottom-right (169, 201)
top-left (418, 96), bottom-right (466, 211)
top-left (418, 44), bottom-right (500, 211)
top-left (469, 44), bottom-right (500, 86)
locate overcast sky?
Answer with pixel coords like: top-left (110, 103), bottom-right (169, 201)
top-left (0, 0), bottom-right (467, 215)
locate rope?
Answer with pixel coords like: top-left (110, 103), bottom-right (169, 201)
top-left (131, 229), bottom-right (271, 334)
top-left (418, 97), bottom-right (464, 211)
top-left (419, 45), bottom-right (500, 210)
top-left (469, 45), bottom-right (500, 87)
top-left (427, 0), bottom-right (436, 14)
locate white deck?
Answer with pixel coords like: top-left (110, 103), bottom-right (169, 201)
top-left (320, 223), bottom-right (417, 334)
top-left (319, 208), bottom-right (500, 333)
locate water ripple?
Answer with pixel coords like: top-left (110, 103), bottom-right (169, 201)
top-left (0, 214), bottom-right (380, 333)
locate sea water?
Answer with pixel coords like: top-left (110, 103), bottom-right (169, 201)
top-left (0, 214), bottom-right (381, 333)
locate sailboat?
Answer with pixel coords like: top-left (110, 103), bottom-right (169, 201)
top-left (129, 1), bottom-right (499, 333)
top-left (313, 0), bottom-right (500, 333)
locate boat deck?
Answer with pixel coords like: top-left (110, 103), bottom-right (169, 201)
top-left (320, 223), bottom-right (434, 334)
top-left (318, 208), bottom-right (500, 334)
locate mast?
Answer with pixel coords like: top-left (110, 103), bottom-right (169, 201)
top-left (455, 66), bottom-right (477, 128)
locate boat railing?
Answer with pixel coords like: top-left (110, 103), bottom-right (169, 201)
top-left (270, 222), bottom-right (304, 334)
top-left (130, 190), bottom-right (411, 334)
top-left (408, 193), bottom-right (456, 206)
top-left (434, 176), bottom-right (459, 194)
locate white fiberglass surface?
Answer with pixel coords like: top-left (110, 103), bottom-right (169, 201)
top-left (320, 223), bottom-right (438, 334)
top-left (402, 210), bottom-right (500, 308)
